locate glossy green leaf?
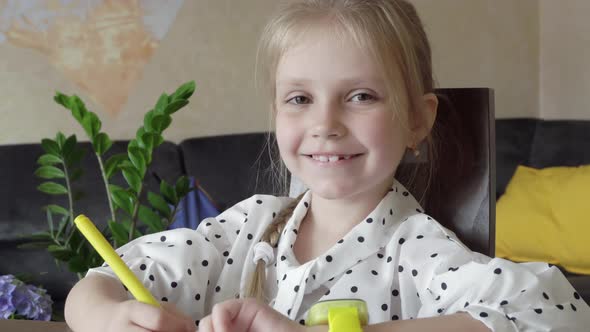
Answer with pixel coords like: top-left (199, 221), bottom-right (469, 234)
top-left (70, 95), bottom-right (88, 122)
top-left (138, 205), bottom-right (164, 233)
top-left (171, 81), bottom-right (195, 101)
top-left (135, 127), bottom-right (147, 148)
top-left (45, 208), bottom-right (55, 235)
top-left (128, 140), bottom-right (139, 150)
top-left (163, 99), bottom-right (188, 115)
top-left (81, 112), bottom-right (101, 138)
top-left (128, 147), bottom-right (147, 177)
top-left (17, 241), bottom-right (53, 250)
top-left (108, 221), bottom-right (128, 247)
top-left (154, 93), bottom-right (168, 114)
top-left (175, 176), bottom-right (190, 197)
top-left (38, 182), bottom-right (68, 195)
top-left (48, 244), bottom-right (74, 261)
top-left (143, 111), bottom-right (155, 132)
top-left (35, 165), bottom-right (65, 179)
top-left (120, 218), bottom-right (142, 239)
top-left (53, 92), bottom-right (69, 109)
top-left (151, 114), bottom-right (172, 133)
top-left (41, 139), bottom-right (60, 156)
top-left (160, 180), bottom-right (178, 205)
top-left (104, 153), bottom-right (127, 179)
top-left (28, 232), bottom-right (54, 242)
top-left (37, 154), bottom-right (62, 166)
top-left (61, 135), bottom-right (77, 159)
top-left (68, 256), bottom-right (87, 273)
top-left (44, 204), bottom-right (69, 216)
top-left (110, 188), bottom-right (135, 215)
top-left (55, 132), bottom-right (67, 148)
top-left (147, 191), bottom-right (171, 217)
top-left (66, 227), bottom-right (83, 251)
top-left (93, 132), bottom-right (112, 155)
top-left (121, 166), bottom-right (142, 194)
top-left (140, 132), bottom-right (160, 151)
top-left (55, 215), bottom-right (69, 239)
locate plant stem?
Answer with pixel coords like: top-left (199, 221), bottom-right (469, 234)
top-left (129, 184), bottom-right (143, 241)
top-left (96, 152), bottom-right (116, 223)
top-left (61, 161), bottom-right (75, 226)
top-left (166, 205), bottom-right (179, 229)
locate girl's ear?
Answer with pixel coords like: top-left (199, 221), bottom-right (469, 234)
top-left (408, 92), bottom-right (438, 147)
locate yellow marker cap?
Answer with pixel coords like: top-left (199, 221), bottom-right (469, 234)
top-left (74, 214), bottom-right (159, 307)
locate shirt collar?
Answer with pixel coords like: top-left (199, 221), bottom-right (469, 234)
top-left (272, 179), bottom-right (423, 318)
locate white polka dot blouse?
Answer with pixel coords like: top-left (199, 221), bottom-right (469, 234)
top-left (87, 179), bottom-right (590, 330)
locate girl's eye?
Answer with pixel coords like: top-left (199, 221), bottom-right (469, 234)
top-left (286, 96), bottom-right (310, 105)
top-left (350, 93), bottom-right (376, 102)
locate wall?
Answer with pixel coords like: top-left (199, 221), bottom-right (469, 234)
top-left (0, 0), bottom-right (279, 145)
top-left (540, 0), bottom-right (590, 120)
top-left (412, 0), bottom-right (540, 119)
top-left (4, 0), bottom-right (584, 145)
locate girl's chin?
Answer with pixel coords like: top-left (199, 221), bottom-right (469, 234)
top-left (305, 182), bottom-right (360, 200)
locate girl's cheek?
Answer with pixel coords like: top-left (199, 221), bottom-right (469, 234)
top-left (275, 118), bottom-right (295, 153)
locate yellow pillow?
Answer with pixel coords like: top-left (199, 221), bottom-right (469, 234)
top-left (496, 164), bottom-right (590, 275)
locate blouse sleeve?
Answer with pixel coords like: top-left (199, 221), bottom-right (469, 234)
top-left (397, 214), bottom-right (590, 331)
top-left (85, 194), bottom-right (288, 323)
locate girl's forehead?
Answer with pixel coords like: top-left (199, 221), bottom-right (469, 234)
top-left (276, 32), bottom-right (382, 83)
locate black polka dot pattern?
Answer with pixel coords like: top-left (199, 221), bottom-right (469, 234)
top-left (87, 190), bottom-right (587, 331)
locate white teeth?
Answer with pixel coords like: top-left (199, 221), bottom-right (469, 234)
top-left (311, 155), bottom-right (354, 162)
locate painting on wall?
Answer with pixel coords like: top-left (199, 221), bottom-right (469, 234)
top-left (0, 0), bottom-right (185, 117)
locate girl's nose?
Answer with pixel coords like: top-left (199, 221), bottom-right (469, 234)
top-left (309, 102), bottom-right (347, 139)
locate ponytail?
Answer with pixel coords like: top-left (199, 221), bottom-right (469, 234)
top-left (245, 192), bottom-right (306, 301)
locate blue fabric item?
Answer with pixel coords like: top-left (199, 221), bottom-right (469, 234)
top-left (169, 177), bottom-right (220, 230)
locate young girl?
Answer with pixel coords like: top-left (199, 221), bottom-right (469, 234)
top-left (65, 1), bottom-right (589, 331)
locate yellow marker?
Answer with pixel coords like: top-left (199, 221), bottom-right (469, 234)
top-left (306, 299), bottom-right (368, 329)
top-left (74, 214), bottom-right (160, 307)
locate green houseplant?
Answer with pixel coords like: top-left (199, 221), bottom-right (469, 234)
top-left (25, 81), bottom-right (196, 279)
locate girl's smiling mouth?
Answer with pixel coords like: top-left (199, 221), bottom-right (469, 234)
top-left (302, 153), bottom-right (364, 164)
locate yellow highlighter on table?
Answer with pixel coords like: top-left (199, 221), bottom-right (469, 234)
top-left (74, 214), bottom-right (160, 307)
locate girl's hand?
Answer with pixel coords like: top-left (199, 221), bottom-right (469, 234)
top-left (198, 298), bottom-right (305, 332)
top-left (103, 300), bottom-right (196, 332)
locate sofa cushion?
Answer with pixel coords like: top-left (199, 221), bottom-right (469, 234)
top-left (529, 120), bottom-right (590, 168)
top-left (495, 119), bottom-right (537, 198)
top-left (496, 119), bottom-right (590, 199)
top-left (496, 164), bottom-right (590, 275)
top-left (179, 133), bottom-right (281, 211)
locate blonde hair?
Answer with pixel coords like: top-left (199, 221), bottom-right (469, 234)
top-left (248, 0), bottom-right (437, 300)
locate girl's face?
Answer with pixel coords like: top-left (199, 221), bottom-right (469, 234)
top-left (274, 31), bottom-right (411, 200)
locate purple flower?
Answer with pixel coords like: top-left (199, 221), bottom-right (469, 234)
top-left (0, 275), bottom-right (53, 321)
top-left (0, 275), bottom-right (17, 319)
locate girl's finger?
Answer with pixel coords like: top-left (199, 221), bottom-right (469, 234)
top-left (160, 302), bottom-right (197, 332)
top-left (211, 301), bottom-right (242, 332)
top-left (198, 314), bottom-right (214, 332)
top-left (126, 324), bottom-right (152, 332)
top-left (126, 301), bottom-right (193, 332)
